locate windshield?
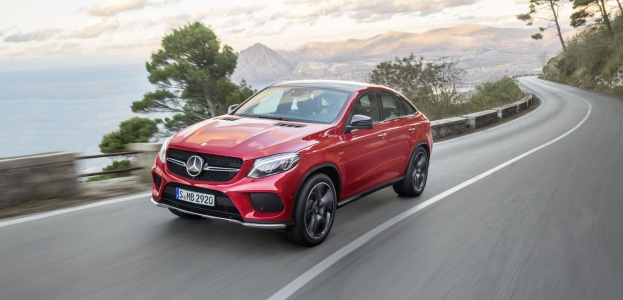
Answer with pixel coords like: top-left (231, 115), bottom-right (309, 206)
top-left (233, 86), bottom-right (351, 124)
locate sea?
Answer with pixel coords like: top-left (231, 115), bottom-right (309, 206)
top-left (0, 63), bottom-right (170, 174)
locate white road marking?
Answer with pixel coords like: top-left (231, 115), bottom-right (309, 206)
top-left (267, 79), bottom-right (593, 300)
top-left (0, 192), bottom-right (150, 229)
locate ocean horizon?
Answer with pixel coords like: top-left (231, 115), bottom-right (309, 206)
top-left (0, 63), bottom-right (166, 173)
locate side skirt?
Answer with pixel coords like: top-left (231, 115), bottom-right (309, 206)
top-left (337, 177), bottom-right (404, 209)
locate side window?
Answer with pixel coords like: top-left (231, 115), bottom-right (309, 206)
top-left (351, 93), bottom-right (380, 122)
top-left (400, 97), bottom-right (417, 115)
top-left (380, 92), bottom-right (403, 121)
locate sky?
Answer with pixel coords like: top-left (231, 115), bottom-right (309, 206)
top-left (0, 0), bottom-right (581, 71)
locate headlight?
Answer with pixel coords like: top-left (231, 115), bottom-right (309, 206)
top-left (158, 137), bottom-right (172, 164)
top-left (247, 153), bottom-right (301, 178)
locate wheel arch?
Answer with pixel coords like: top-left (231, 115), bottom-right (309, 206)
top-left (404, 141), bottom-right (430, 174)
top-left (292, 163), bottom-right (341, 218)
top-left (417, 141), bottom-right (430, 158)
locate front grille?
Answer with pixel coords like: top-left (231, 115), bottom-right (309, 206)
top-left (250, 193), bottom-right (284, 213)
top-left (167, 148), bottom-right (243, 182)
top-left (161, 183), bottom-right (242, 221)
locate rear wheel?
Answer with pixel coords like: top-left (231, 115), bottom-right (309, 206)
top-left (286, 173), bottom-right (337, 246)
top-left (168, 208), bottom-right (202, 219)
top-left (393, 146), bottom-right (428, 197)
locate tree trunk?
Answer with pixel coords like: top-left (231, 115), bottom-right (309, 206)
top-left (616, 0), bottom-right (623, 15)
top-left (597, 0), bottom-right (615, 38)
top-left (549, 0), bottom-right (567, 51)
top-left (206, 99), bottom-right (216, 118)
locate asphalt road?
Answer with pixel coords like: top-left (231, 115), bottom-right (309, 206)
top-left (2, 78), bottom-right (623, 300)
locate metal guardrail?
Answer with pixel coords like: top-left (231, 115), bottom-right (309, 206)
top-left (76, 151), bottom-right (144, 178)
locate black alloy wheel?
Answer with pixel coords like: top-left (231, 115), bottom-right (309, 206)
top-left (412, 151), bottom-right (428, 193)
top-left (393, 146), bottom-right (429, 197)
top-left (286, 173), bottom-right (336, 246)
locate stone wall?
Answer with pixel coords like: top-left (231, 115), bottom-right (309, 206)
top-left (129, 143), bottom-right (161, 184)
top-left (431, 117), bottom-right (469, 139)
top-left (465, 110), bottom-right (499, 129)
top-left (431, 94), bottom-right (535, 139)
top-left (0, 152), bottom-right (77, 208)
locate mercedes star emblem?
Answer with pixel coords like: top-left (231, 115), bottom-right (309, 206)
top-left (186, 155), bottom-right (204, 177)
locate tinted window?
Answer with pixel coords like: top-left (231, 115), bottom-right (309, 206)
top-left (380, 92), bottom-right (404, 121)
top-left (400, 97), bottom-right (417, 115)
top-left (351, 93), bottom-right (380, 122)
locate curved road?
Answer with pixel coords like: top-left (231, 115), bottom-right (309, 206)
top-left (2, 78), bottom-right (623, 299)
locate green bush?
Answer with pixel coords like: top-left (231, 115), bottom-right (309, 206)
top-left (419, 77), bottom-right (525, 120)
top-left (85, 160), bottom-right (134, 182)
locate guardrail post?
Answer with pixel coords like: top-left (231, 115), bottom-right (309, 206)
top-left (129, 143), bottom-right (162, 184)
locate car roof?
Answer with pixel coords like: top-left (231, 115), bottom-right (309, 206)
top-left (272, 80), bottom-right (381, 93)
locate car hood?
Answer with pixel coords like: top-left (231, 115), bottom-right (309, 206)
top-left (169, 116), bottom-right (332, 160)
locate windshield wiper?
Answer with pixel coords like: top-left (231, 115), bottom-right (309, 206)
top-left (257, 115), bottom-right (287, 121)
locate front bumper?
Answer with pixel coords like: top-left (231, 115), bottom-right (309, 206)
top-left (151, 152), bottom-right (305, 227)
top-left (151, 198), bottom-right (288, 229)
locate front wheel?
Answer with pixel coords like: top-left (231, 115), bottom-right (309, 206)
top-left (286, 173), bottom-right (337, 246)
top-left (393, 146), bottom-right (429, 197)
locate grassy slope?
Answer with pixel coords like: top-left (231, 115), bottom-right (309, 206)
top-left (543, 15), bottom-right (623, 95)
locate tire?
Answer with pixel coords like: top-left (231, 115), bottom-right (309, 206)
top-left (393, 146), bottom-right (429, 197)
top-left (286, 173), bottom-right (337, 247)
top-left (168, 208), bottom-right (203, 219)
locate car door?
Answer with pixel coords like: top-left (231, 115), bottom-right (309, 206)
top-left (335, 92), bottom-right (389, 199)
top-left (377, 91), bottom-right (413, 182)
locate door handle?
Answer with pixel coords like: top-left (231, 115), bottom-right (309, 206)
top-left (408, 128), bottom-right (416, 132)
top-left (378, 133), bottom-right (387, 138)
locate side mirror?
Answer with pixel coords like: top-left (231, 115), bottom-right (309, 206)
top-left (228, 104), bottom-right (239, 113)
top-left (345, 114), bottom-right (373, 133)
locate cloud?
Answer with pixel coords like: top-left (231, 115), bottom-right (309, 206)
top-left (281, 0), bottom-right (479, 22)
top-left (3, 28), bottom-right (61, 43)
top-left (142, 13), bottom-right (194, 29)
top-left (69, 19), bottom-right (120, 39)
top-left (226, 6), bottom-right (259, 16)
top-left (104, 37), bottom-right (160, 51)
top-left (347, 11), bottom-right (388, 23)
top-left (88, 0), bottom-right (149, 16)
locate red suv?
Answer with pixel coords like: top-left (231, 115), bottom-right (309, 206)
top-left (151, 80), bottom-right (432, 246)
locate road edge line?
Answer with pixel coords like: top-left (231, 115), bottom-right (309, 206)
top-left (0, 192), bottom-right (151, 229)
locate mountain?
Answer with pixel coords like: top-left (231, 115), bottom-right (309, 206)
top-left (233, 24), bottom-right (571, 88)
top-left (231, 43), bottom-right (294, 84)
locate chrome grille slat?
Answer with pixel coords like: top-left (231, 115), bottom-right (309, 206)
top-left (166, 148), bottom-right (242, 182)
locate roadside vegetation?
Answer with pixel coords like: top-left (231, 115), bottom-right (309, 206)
top-left (517, 0), bottom-right (568, 51)
top-left (369, 55), bottom-right (524, 120)
top-left (87, 117), bottom-right (159, 182)
top-left (543, 14), bottom-right (623, 94)
top-left (541, 1), bottom-right (623, 95)
top-left (90, 22), bottom-right (254, 181)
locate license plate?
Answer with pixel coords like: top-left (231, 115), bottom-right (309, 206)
top-left (175, 188), bottom-right (215, 207)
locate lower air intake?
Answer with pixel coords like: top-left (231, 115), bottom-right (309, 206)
top-left (250, 193), bottom-right (284, 213)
